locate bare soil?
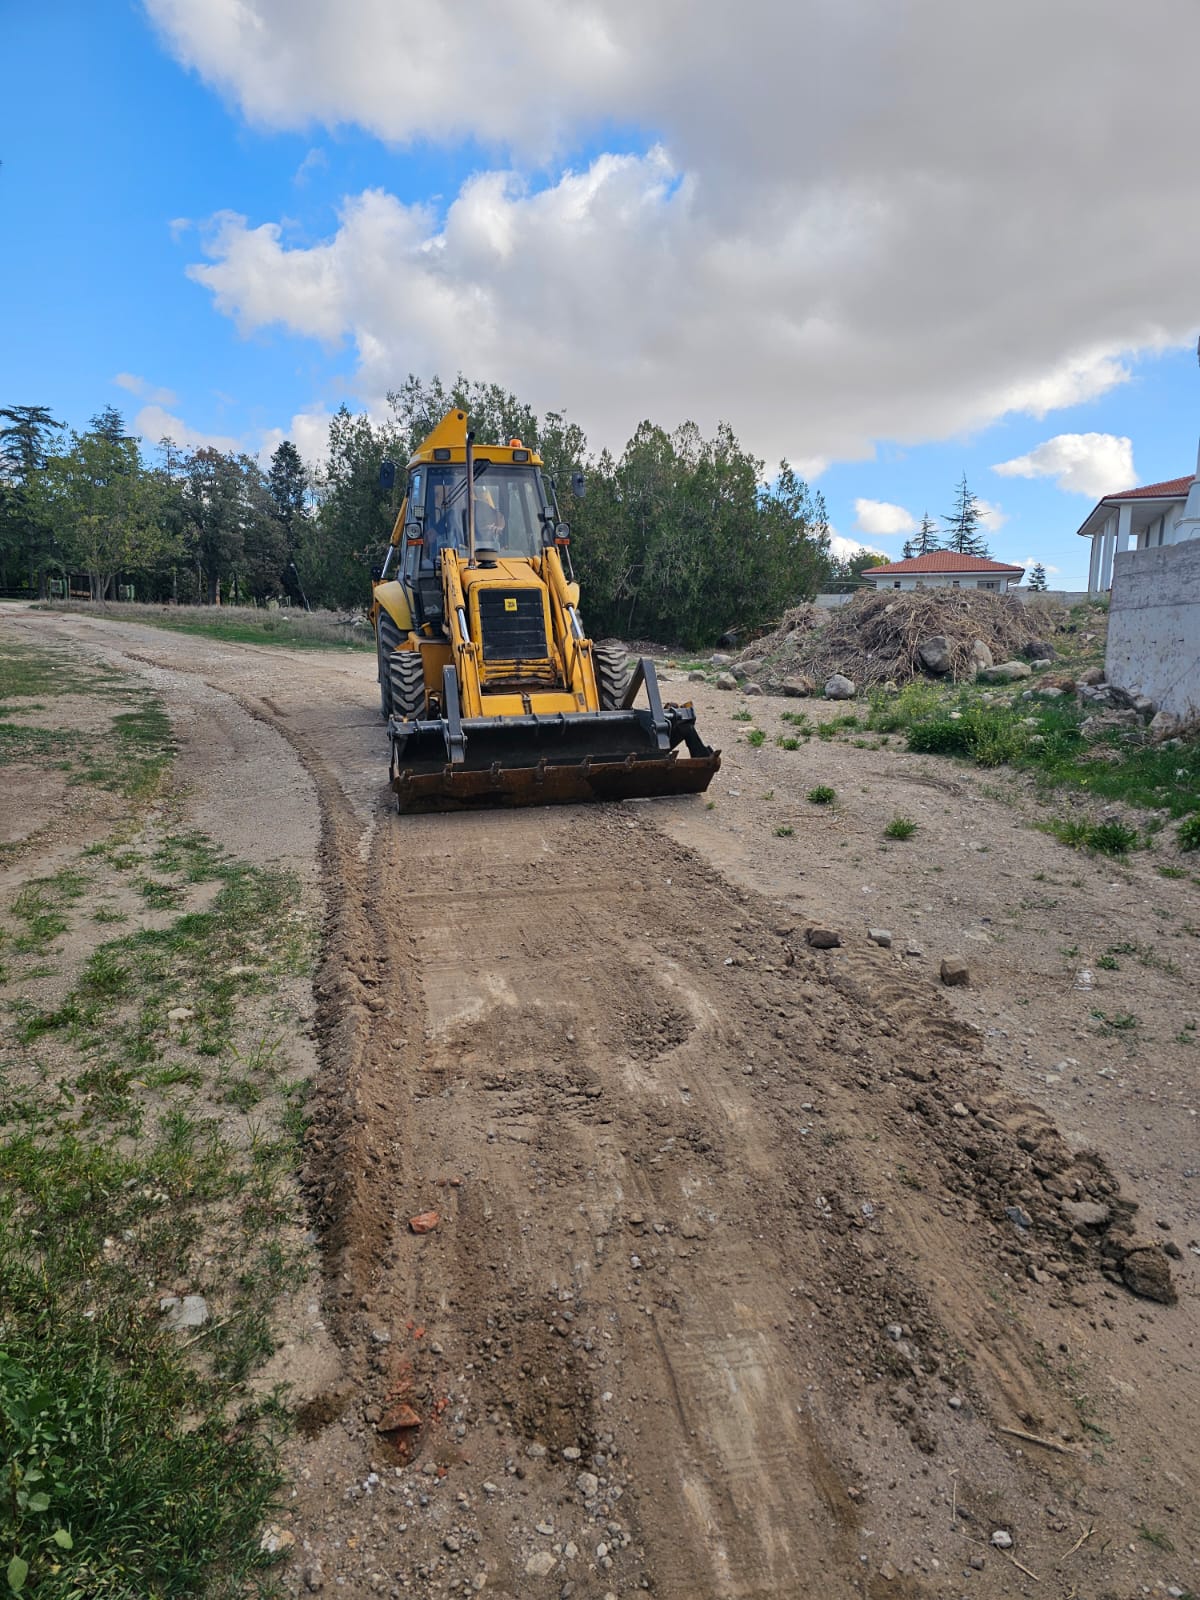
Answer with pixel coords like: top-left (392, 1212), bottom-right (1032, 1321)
top-left (3, 603), bottom-right (1198, 1600)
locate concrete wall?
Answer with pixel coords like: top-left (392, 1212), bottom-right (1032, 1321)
top-left (1107, 542), bottom-right (1200, 719)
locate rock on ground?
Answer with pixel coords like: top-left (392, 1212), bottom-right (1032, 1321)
top-left (824, 674), bottom-right (856, 700)
top-left (940, 956), bottom-right (970, 986)
top-left (917, 635), bottom-right (951, 675)
top-left (978, 660), bottom-right (1032, 683)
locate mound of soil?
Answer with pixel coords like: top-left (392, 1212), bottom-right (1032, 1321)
top-left (740, 589), bottom-right (1063, 689)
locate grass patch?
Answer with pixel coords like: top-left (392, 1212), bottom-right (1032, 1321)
top-left (731, 709), bottom-right (752, 723)
top-left (774, 825), bottom-right (794, 838)
top-left (745, 728), bottom-right (766, 748)
top-left (1179, 813), bottom-right (1200, 852)
top-left (807, 785), bottom-right (836, 805)
top-left (43, 599), bottom-right (374, 653)
top-left (884, 815), bottom-right (918, 840)
top-left (776, 735), bottom-right (800, 751)
top-left (1042, 817), bottom-right (1139, 855)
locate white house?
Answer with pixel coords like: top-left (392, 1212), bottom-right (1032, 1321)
top-left (860, 551), bottom-right (1026, 592)
top-left (1076, 475), bottom-right (1193, 593)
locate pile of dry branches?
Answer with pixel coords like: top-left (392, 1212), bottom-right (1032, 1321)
top-left (740, 589), bottom-right (1061, 689)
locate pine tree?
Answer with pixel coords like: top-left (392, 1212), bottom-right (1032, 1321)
top-left (942, 476), bottom-right (990, 557)
top-left (913, 512), bottom-right (940, 556)
top-left (902, 538), bottom-right (916, 560)
top-left (88, 406), bottom-right (127, 442)
top-left (1028, 561), bottom-right (1048, 591)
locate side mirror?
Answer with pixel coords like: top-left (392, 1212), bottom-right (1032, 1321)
top-left (379, 460), bottom-right (397, 492)
top-left (570, 470), bottom-right (587, 499)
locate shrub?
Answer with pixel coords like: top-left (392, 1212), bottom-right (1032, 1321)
top-left (807, 785), bottom-right (836, 804)
top-left (1179, 812), bottom-right (1200, 852)
top-left (746, 728), bottom-right (766, 747)
top-left (884, 816), bottom-right (917, 840)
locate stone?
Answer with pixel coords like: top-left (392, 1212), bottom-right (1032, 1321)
top-left (805, 926), bottom-right (842, 949)
top-left (1039, 686), bottom-right (1064, 699)
top-left (409, 1211), bottom-right (440, 1234)
top-left (917, 635), bottom-right (952, 675)
top-left (824, 673), bottom-right (856, 699)
top-left (990, 1530), bottom-right (1013, 1549)
top-left (1078, 666), bottom-right (1105, 686)
top-left (969, 1554), bottom-right (985, 1570)
top-left (885, 1323), bottom-right (903, 1341)
top-left (167, 1006), bottom-right (194, 1023)
top-left (1030, 658), bottom-right (1053, 670)
top-left (710, 652), bottom-right (732, 665)
top-left (742, 682), bottom-right (764, 697)
top-left (781, 676), bottom-right (814, 697)
top-left (730, 665), bottom-right (749, 682)
top-left (576, 1471), bottom-right (600, 1497)
top-left (978, 660), bottom-right (1031, 683)
top-left (378, 1400), bottom-right (422, 1432)
top-left (1005, 1205), bottom-right (1033, 1229)
top-left (1150, 709), bottom-right (1181, 737)
top-left (260, 1526), bottom-right (295, 1555)
top-left (1022, 638), bottom-right (1056, 661)
top-left (950, 1102), bottom-right (970, 1118)
top-left (715, 672), bottom-right (737, 691)
top-left (525, 1441), bottom-right (547, 1458)
top-left (303, 1565), bottom-right (326, 1591)
top-left (1122, 1248), bottom-right (1177, 1304)
top-left (687, 670), bottom-right (707, 683)
top-left (970, 638), bottom-right (994, 670)
top-left (159, 1293), bottom-right (209, 1330)
top-left (867, 928), bottom-right (893, 948)
top-left (940, 956), bottom-right (969, 987)
top-left (1061, 1199), bottom-right (1109, 1230)
top-left (444, 1535), bottom-right (461, 1553)
top-left (525, 1551), bottom-right (557, 1578)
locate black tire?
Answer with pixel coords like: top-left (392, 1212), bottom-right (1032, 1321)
top-left (377, 613), bottom-right (402, 719)
top-left (594, 639), bottom-right (634, 710)
top-left (389, 647), bottom-right (426, 721)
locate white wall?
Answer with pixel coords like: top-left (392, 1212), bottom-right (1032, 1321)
top-left (1107, 541), bottom-right (1200, 719)
top-left (866, 575), bottom-right (1014, 592)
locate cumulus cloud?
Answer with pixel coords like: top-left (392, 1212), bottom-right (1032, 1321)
top-left (992, 433), bottom-right (1136, 499)
top-left (829, 532), bottom-right (887, 563)
top-left (152, 0), bottom-right (1200, 464)
top-left (976, 498), bottom-right (1007, 532)
top-left (115, 372), bottom-right (177, 407)
top-left (133, 404), bottom-right (240, 453)
top-left (1017, 556), bottom-right (1060, 574)
top-left (853, 499), bottom-right (916, 536)
top-left (258, 408), bottom-right (338, 468)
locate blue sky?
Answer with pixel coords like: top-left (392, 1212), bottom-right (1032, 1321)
top-left (4, 0), bottom-right (1198, 590)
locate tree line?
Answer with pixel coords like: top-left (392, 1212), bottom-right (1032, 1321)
top-left (1, 379), bottom-right (835, 646)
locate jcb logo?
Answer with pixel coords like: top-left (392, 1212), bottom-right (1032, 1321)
top-left (504, 597), bottom-right (518, 612)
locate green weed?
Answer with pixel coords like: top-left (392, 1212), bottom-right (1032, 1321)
top-left (884, 816), bottom-right (918, 840)
top-left (807, 785), bottom-right (836, 805)
top-left (746, 728), bottom-right (766, 748)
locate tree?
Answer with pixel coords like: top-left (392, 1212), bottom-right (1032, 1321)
top-left (181, 448), bottom-right (282, 604)
top-left (827, 548), bottom-right (889, 593)
top-left (0, 404), bottom-right (63, 593)
top-left (1028, 561), bottom-right (1048, 591)
top-left (33, 428), bottom-right (173, 599)
top-left (268, 440), bottom-right (311, 603)
top-left (914, 512), bottom-right (940, 556)
top-left (942, 475), bottom-right (990, 557)
top-left (88, 406), bottom-right (127, 443)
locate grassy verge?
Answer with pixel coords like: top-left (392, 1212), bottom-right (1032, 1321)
top-left (0, 640), bottom-right (318, 1597)
top-left (39, 600), bottom-right (375, 653)
top-left (859, 680), bottom-right (1200, 854)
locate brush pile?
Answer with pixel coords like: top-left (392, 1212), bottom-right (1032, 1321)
top-left (737, 589), bottom-right (1063, 690)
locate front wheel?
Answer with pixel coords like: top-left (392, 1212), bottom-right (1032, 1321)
top-left (377, 613), bottom-right (402, 719)
top-left (593, 639), bottom-right (634, 710)
top-left (389, 647), bottom-right (426, 721)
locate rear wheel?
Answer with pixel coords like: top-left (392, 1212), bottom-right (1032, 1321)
top-left (389, 647), bottom-right (427, 721)
top-left (594, 639), bottom-right (634, 710)
top-left (377, 613), bottom-right (402, 718)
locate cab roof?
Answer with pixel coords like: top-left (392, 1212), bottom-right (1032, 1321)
top-left (408, 406), bottom-right (543, 468)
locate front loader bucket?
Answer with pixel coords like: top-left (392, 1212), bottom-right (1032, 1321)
top-left (387, 659), bottom-right (720, 813)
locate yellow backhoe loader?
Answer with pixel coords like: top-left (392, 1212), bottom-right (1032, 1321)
top-left (369, 407), bottom-right (720, 812)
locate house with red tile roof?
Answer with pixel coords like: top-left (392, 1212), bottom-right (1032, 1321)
top-left (1076, 474), bottom-right (1194, 593)
top-left (860, 551), bottom-right (1026, 592)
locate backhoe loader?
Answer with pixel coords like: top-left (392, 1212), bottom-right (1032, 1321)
top-left (369, 407), bottom-right (720, 812)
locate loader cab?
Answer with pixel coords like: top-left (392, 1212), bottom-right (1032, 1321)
top-left (402, 461), bottom-right (554, 589)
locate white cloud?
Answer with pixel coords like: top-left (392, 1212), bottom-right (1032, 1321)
top-left (854, 498), bottom-right (916, 536)
top-left (829, 532), bottom-right (887, 563)
top-left (991, 433), bottom-right (1135, 499)
top-left (976, 497), bottom-right (1007, 532)
top-left (133, 404), bottom-right (240, 453)
top-left (151, 0), bottom-right (1200, 464)
top-left (258, 408), bottom-right (337, 469)
top-left (293, 147), bottom-right (328, 185)
top-left (1017, 556), bottom-right (1060, 574)
top-left (114, 372), bottom-right (177, 407)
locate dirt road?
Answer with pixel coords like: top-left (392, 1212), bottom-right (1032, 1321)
top-left (5, 605), bottom-right (1198, 1600)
